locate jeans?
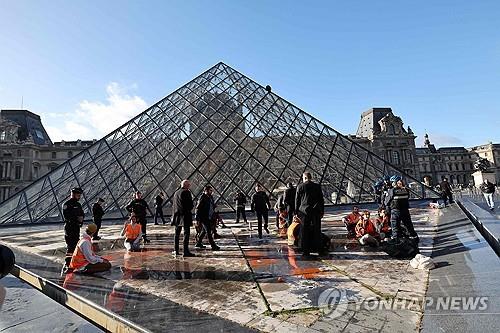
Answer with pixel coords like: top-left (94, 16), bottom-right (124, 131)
top-left (196, 220), bottom-right (217, 248)
top-left (483, 193), bottom-right (495, 209)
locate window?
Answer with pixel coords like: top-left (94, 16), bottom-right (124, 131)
top-left (17, 150), bottom-right (22, 157)
top-left (51, 152), bottom-right (57, 159)
top-left (15, 166), bottom-right (22, 180)
top-left (33, 166), bottom-right (39, 179)
top-left (392, 151), bottom-right (400, 165)
top-left (0, 131), bottom-right (6, 141)
top-left (455, 163), bottom-right (459, 171)
top-left (389, 124), bottom-right (395, 134)
top-left (67, 151), bottom-right (73, 158)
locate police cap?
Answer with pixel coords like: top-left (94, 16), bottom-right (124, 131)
top-left (71, 187), bottom-right (83, 194)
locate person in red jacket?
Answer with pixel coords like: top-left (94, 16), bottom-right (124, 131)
top-left (373, 207), bottom-right (392, 240)
top-left (355, 211), bottom-right (379, 247)
top-left (342, 206), bottom-right (361, 238)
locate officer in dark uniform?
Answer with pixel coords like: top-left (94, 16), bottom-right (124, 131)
top-left (234, 191), bottom-right (247, 224)
top-left (126, 191), bottom-right (151, 243)
top-left (283, 183), bottom-right (296, 227)
top-left (63, 187), bottom-right (84, 270)
top-left (250, 184), bottom-right (271, 239)
top-left (92, 198), bottom-right (105, 240)
top-left (154, 192), bottom-right (167, 225)
top-left (386, 177), bottom-right (418, 244)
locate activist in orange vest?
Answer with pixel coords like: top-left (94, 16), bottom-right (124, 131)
top-left (121, 213), bottom-right (143, 252)
top-left (355, 211), bottom-right (380, 247)
top-left (69, 223), bottom-right (111, 274)
top-left (342, 206), bottom-right (361, 238)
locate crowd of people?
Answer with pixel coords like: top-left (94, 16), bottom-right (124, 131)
top-left (60, 171), bottom-right (430, 275)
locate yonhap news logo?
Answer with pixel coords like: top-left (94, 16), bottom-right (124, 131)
top-left (318, 288), bottom-right (489, 318)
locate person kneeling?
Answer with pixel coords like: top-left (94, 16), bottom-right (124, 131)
top-left (373, 207), bottom-right (392, 241)
top-left (121, 213), bottom-right (142, 252)
top-left (342, 206), bottom-right (361, 238)
top-left (355, 211), bottom-right (379, 247)
top-left (69, 223), bottom-right (111, 274)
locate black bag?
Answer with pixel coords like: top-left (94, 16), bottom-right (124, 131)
top-left (382, 238), bottom-right (419, 259)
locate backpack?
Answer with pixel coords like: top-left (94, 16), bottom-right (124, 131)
top-left (382, 238), bottom-right (419, 259)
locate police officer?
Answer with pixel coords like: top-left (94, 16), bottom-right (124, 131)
top-left (154, 191), bottom-right (167, 225)
top-left (386, 176), bottom-right (418, 244)
top-left (234, 191), bottom-right (248, 224)
top-left (92, 198), bottom-right (105, 240)
top-left (63, 187), bottom-right (84, 271)
top-left (126, 191), bottom-right (151, 243)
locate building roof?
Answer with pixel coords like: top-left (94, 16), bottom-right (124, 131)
top-left (0, 110), bottom-right (52, 145)
top-left (355, 107), bottom-right (393, 138)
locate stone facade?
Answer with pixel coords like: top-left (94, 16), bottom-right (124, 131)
top-left (470, 143), bottom-right (500, 182)
top-left (0, 110), bottom-right (93, 202)
top-left (350, 108), bottom-right (419, 179)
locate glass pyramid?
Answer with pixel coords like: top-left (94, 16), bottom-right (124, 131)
top-left (0, 62), bottom-right (437, 224)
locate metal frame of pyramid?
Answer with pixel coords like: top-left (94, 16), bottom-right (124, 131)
top-left (0, 62), bottom-right (438, 224)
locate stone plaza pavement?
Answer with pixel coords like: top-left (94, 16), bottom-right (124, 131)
top-left (0, 204), bottom-right (449, 332)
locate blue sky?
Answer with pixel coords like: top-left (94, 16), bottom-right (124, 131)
top-left (0, 0), bottom-right (498, 147)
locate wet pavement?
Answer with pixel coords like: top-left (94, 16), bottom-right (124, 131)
top-left (0, 204), bottom-right (483, 332)
top-left (421, 203), bottom-right (500, 332)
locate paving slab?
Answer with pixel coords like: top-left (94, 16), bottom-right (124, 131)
top-left (0, 204), bottom-right (455, 332)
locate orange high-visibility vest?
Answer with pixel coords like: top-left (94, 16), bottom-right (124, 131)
top-left (70, 237), bottom-right (92, 269)
top-left (125, 223), bottom-right (141, 240)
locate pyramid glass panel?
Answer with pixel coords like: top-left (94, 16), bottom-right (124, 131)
top-left (0, 62), bottom-right (439, 224)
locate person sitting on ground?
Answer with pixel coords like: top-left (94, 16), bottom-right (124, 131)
top-left (355, 211), bottom-right (379, 247)
top-left (342, 206), bottom-right (361, 238)
top-left (121, 213), bottom-right (143, 252)
top-left (373, 207), bottom-right (392, 240)
top-left (69, 223), bottom-right (111, 274)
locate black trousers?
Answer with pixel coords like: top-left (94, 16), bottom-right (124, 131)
top-left (138, 216), bottom-right (147, 239)
top-left (236, 207), bottom-right (247, 223)
top-left (64, 225), bottom-right (79, 266)
top-left (443, 192), bottom-right (454, 205)
top-left (174, 225), bottom-right (190, 254)
top-left (286, 205), bottom-right (294, 227)
top-left (196, 220), bottom-right (217, 248)
top-left (390, 209), bottom-right (417, 239)
top-left (256, 210), bottom-right (269, 238)
top-left (154, 208), bottom-right (166, 224)
top-left (93, 218), bottom-right (102, 238)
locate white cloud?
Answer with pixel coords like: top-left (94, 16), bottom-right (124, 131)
top-left (45, 82), bottom-right (147, 141)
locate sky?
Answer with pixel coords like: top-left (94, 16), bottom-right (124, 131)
top-left (0, 0), bottom-right (499, 147)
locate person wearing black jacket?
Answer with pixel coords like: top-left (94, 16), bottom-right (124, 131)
top-left (195, 186), bottom-right (220, 250)
top-left (251, 184), bottom-right (271, 239)
top-left (92, 198), bottom-right (105, 240)
top-left (172, 180), bottom-right (195, 257)
top-left (283, 183), bottom-right (296, 227)
top-left (386, 178), bottom-right (418, 244)
top-left (62, 187), bottom-right (84, 270)
top-left (479, 179), bottom-right (496, 210)
top-left (295, 172), bottom-right (324, 256)
top-left (126, 191), bottom-right (150, 243)
top-left (154, 192), bottom-right (167, 225)
top-left (439, 178), bottom-right (454, 206)
top-left (234, 191), bottom-right (248, 224)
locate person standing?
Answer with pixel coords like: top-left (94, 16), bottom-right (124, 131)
top-left (195, 186), bottom-right (220, 250)
top-left (479, 179), bottom-right (496, 210)
top-left (234, 191), bottom-right (248, 225)
top-left (172, 180), bottom-right (195, 257)
top-left (126, 191), bottom-right (150, 243)
top-left (295, 172), bottom-right (324, 256)
top-left (92, 198), bottom-right (105, 240)
top-left (251, 184), bottom-right (271, 239)
top-left (386, 177), bottom-right (418, 244)
top-left (62, 187), bottom-right (85, 272)
top-left (439, 177), bottom-right (454, 206)
top-left (154, 191), bottom-right (167, 225)
top-left (283, 183), bottom-right (296, 227)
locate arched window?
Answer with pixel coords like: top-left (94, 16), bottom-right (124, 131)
top-left (389, 124), bottom-right (395, 134)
